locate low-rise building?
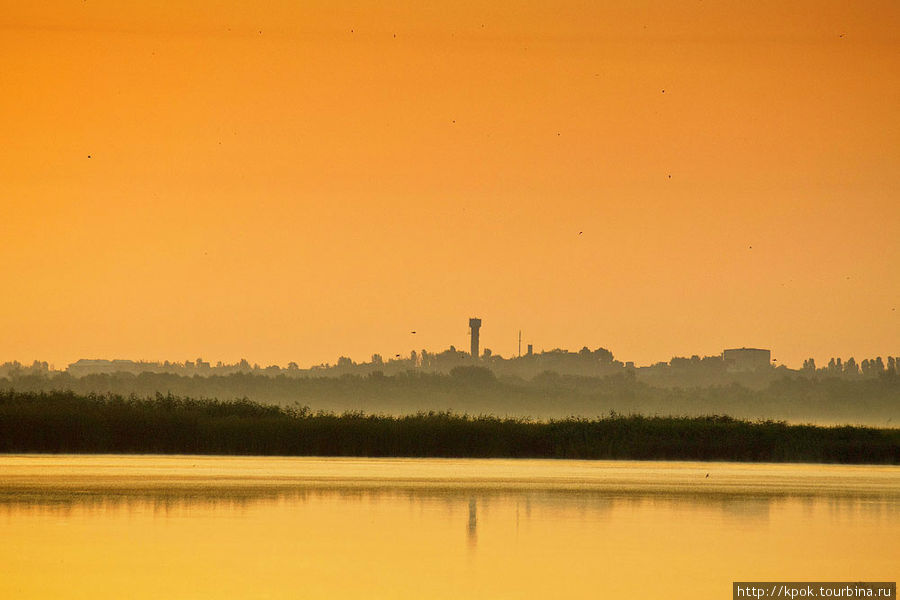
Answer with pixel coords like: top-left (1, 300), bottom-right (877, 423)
top-left (722, 348), bottom-right (771, 372)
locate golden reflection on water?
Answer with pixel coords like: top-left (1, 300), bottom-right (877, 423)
top-left (1, 456), bottom-right (898, 599)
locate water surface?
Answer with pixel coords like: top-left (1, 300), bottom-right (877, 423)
top-left (2, 455), bottom-right (897, 599)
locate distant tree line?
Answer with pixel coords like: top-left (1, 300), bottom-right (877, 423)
top-left (0, 390), bottom-right (896, 463)
top-left (2, 366), bottom-right (898, 426)
top-left (802, 356), bottom-right (900, 378)
top-left (4, 348), bottom-right (898, 389)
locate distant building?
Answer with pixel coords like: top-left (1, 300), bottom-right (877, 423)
top-left (469, 318), bottom-right (482, 358)
top-left (722, 348), bottom-right (771, 372)
top-left (67, 359), bottom-right (137, 377)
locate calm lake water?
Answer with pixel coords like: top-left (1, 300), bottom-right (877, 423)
top-left (1, 455), bottom-right (898, 599)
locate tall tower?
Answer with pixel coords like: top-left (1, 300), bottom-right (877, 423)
top-left (469, 318), bottom-right (482, 359)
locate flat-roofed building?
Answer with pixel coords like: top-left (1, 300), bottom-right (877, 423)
top-left (722, 348), bottom-right (771, 372)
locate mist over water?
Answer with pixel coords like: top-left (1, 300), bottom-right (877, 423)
top-left (2, 456), bottom-right (897, 599)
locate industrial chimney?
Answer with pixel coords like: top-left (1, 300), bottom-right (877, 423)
top-left (468, 318), bottom-right (482, 359)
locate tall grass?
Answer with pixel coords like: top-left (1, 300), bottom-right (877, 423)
top-left (0, 390), bottom-right (896, 463)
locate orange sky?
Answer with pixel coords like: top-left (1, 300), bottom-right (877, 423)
top-left (1, 1), bottom-right (898, 369)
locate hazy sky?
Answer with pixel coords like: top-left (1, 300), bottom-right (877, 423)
top-left (1, 1), bottom-right (898, 369)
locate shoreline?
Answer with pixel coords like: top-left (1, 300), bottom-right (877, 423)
top-left (2, 391), bottom-right (898, 465)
